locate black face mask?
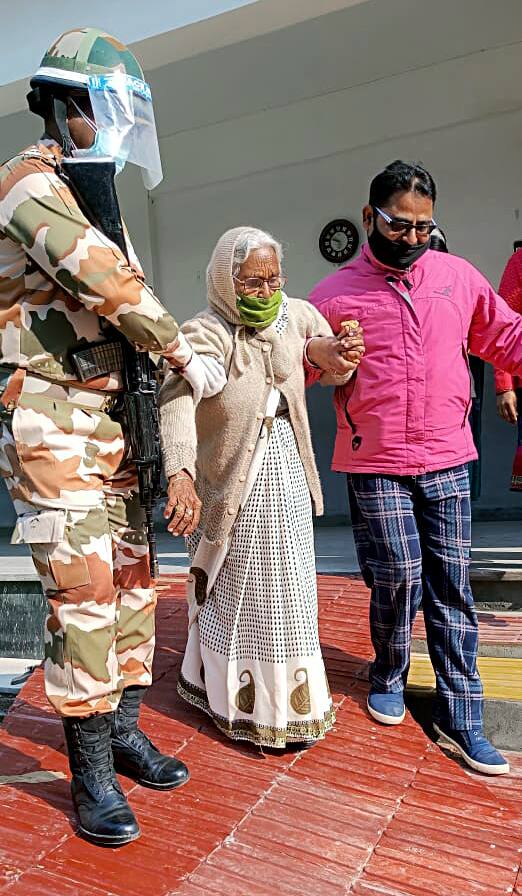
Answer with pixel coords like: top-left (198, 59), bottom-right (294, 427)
top-left (368, 223), bottom-right (430, 270)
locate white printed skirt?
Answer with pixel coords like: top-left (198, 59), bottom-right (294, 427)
top-left (177, 413), bottom-right (335, 748)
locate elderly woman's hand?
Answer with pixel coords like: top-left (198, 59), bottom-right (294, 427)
top-left (307, 325), bottom-right (365, 375)
top-left (164, 471), bottom-right (202, 536)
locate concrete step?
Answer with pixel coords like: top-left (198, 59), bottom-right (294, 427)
top-left (469, 521), bottom-right (521, 610)
top-left (470, 564), bottom-right (522, 610)
top-left (0, 657), bottom-right (36, 721)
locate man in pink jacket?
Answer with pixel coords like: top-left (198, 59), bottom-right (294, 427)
top-left (310, 160), bottom-right (522, 776)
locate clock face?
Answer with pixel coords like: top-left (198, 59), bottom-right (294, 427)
top-left (319, 218), bottom-right (359, 264)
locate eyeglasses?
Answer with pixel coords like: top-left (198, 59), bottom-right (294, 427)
top-left (233, 275), bottom-right (287, 294)
top-left (374, 206), bottom-right (437, 238)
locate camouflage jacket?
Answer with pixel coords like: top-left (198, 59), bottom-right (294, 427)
top-left (0, 139), bottom-right (179, 391)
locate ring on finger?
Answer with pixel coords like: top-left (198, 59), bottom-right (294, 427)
top-left (185, 508), bottom-right (193, 517)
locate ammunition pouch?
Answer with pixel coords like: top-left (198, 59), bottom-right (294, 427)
top-left (69, 340), bottom-right (124, 383)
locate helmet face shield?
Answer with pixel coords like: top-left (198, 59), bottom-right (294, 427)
top-left (83, 70), bottom-right (163, 190)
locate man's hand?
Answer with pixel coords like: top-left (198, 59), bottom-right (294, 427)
top-left (164, 471), bottom-right (202, 536)
top-left (496, 390), bottom-right (518, 424)
top-left (307, 326), bottom-right (365, 375)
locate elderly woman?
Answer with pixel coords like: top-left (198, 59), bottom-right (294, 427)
top-left (159, 227), bottom-right (364, 748)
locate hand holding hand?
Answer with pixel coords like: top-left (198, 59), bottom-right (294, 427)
top-left (307, 324), bottom-right (365, 375)
top-left (337, 320), bottom-right (365, 367)
top-left (164, 471), bottom-right (202, 536)
top-left (306, 336), bottom-right (353, 375)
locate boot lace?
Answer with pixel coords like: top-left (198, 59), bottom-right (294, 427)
top-left (71, 721), bottom-right (120, 790)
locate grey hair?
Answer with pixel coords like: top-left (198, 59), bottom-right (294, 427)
top-left (231, 228), bottom-right (283, 277)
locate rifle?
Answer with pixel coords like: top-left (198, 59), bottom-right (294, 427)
top-left (59, 157), bottom-right (161, 579)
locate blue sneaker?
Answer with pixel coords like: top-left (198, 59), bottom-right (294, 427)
top-left (367, 690), bottom-right (405, 725)
top-left (433, 723), bottom-right (510, 775)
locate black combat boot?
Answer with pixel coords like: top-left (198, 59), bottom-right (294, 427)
top-left (62, 713), bottom-right (140, 847)
top-left (111, 685), bottom-right (190, 790)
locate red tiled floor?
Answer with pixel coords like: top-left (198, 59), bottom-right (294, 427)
top-left (0, 575), bottom-right (520, 896)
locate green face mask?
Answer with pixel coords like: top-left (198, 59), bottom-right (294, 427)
top-left (236, 289), bottom-right (283, 329)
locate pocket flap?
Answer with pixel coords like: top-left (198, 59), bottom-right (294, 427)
top-left (11, 510), bottom-right (67, 545)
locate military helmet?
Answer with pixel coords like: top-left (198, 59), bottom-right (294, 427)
top-left (27, 27), bottom-right (144, 117)
top-left (27, 27), bottom-right (162, 188)
top-left (30, 27), bottom-right (144, 90)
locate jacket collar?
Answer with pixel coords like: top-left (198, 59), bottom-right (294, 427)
top-left (360, 241), bottom-right (428, 280)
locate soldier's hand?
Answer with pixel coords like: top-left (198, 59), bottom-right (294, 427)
top-left (164, 471), bottom-right (201, 536)
top-left (496, 390), bottom-right (518, 424)
top-left (163, 332), bottom-right (193, 369)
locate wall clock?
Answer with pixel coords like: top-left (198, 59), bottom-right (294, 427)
top-left (319, 218), bottom-right (359, 264)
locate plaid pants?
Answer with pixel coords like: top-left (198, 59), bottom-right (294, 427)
top-left (348, 465), bottom-right (483, 730)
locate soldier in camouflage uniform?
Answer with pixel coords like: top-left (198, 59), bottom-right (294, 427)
top-left (0, 28), bottom-right (192, 846)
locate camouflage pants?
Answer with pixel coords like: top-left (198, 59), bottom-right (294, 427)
top-left (0, 373), bottom-right (156, 717)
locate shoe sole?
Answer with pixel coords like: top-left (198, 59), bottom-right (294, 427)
top-left (113, 761), bottom-right (190, 790)
top-left (77, 825), bottom-right (141, 847)
top-left (135, 772), bottom-right (190, 790)
top-left (367, 697), bottom-right (405, 726)
top-left (433, 724), bottom-right (510, 776)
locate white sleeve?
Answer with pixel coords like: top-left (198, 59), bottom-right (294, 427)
top-left (163, 331), bottom-right (193, 366)
top-left (180, 353), bottom-right (227, 403)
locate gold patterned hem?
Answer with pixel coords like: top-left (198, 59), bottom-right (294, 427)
top-left (177, 673), bottom-right (336, 748)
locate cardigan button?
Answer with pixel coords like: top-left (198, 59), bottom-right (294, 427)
top-left (227, 507), bottom-right (235, 515)
top-left (239, 474), bottom-right (246, 482)
top-left (265, 376), bottom-right (272, 384)
top-left (262, 344), bottom-right (270, 353)
top-left (248, 443), bottom-right (255, 451)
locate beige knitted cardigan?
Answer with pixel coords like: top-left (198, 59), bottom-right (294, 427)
top-left (159, 226), bottom-right (333, 544)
